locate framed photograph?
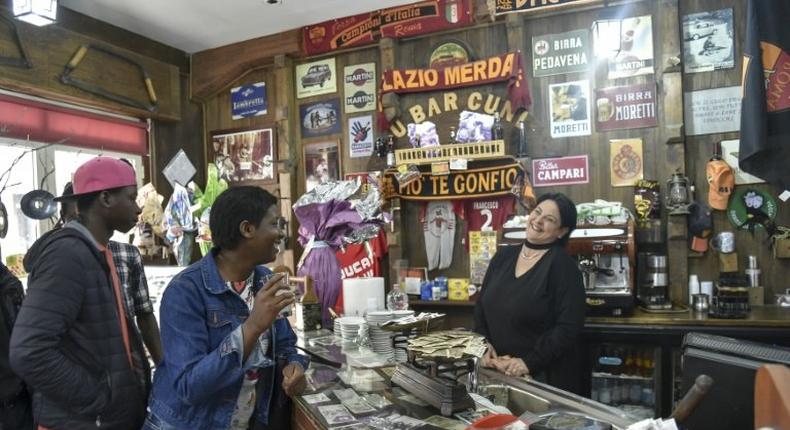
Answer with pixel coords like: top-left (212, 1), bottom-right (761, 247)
top-left (303, 139), bottom-right (342, 192)
top-left (211, 127), bottom-right (276, 184)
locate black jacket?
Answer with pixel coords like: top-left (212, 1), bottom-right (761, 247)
top-left (10, 226), bottom-right (147, 429)
top-left (0, 262), bottom-right (25, 400)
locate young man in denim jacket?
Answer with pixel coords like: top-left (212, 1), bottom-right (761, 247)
top-left (144, 186), bottom-right (308, 430)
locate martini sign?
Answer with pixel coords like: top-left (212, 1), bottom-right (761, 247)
top-left (344, 63), bottom-right (376, 113)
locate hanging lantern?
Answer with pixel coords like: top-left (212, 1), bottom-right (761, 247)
top-left (13, 0), bottom-right (57, 27)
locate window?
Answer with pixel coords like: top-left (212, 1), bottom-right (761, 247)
top-left (0, 137), bottom-right (146, 267)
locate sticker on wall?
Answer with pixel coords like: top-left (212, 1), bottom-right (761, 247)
top-left (348, 115), bottom-right (374, 158)
top-left (230, 82), bottom-right (267, 120)
top-left (593, 15), bottom-right (654, 79)
top-left (682, 9), bottom-right (734, 74)
top-left (720, 139), bottom-right (766, 185)
top-left (727, 188), bottom-right (777, 231)
top-left (610, 138), bottom-right (644, 187)
top-left (531, 155), bottom-right (589, 187)
top-left (683, 86), bottom-right (741, 136)
top-left (595, 83), bottom-right (657, 131)
top-left (300, 99), bottom-right (341, 138)
top-left (532, 29), bottom-right (590, 77)
top-left (549, 80), bottom-right (591, 138)
top-left (296, 58), bottom-right (337, 99)
top-left (428, 40), bottom-right (472, 69)
top-left (343, 63), bottom-right (376, 113)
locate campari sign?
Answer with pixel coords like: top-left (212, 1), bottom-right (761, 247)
top-left (531, 155), bottom-right (589, 187)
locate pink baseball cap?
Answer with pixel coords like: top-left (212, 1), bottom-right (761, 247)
top-left (54, 157), bottom-right (136, 201)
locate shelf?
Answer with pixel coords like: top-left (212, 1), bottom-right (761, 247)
top-left (592, 372), bottom-right (653, 382)
top-left (408, 299), bottom-right (476, 307)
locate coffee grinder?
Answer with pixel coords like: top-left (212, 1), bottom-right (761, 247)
top-left (637, 253), bottom-right (671, 310)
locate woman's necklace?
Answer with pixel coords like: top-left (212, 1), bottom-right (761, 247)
top-left (520, 246), bottom-right (547, 260)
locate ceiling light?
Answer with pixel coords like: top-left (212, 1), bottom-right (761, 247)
top-left (13, 0), bottom-right (57, 27)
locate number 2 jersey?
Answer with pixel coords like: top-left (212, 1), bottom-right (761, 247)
top-left (456, 195), bottom-right (516, 249)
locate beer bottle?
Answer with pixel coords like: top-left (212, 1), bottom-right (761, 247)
top-left (492, 112), bottom-right (504, 140)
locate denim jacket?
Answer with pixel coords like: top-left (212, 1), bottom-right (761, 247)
top-left (147, 250), bottom-right (309, 429)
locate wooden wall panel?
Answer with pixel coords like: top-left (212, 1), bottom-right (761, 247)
top-left (0, 12), bottom-right (181, 121)
top-left (681, 0), bottom-right (789, 302)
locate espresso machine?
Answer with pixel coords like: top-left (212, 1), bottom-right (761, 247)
top-left (567, 221), bottom-right (635, 316)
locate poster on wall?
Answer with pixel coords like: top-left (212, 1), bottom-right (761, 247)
top-left (593, 15), bottom-right (654, 79)
top-left (532, 29), bottom-right (590, 77)
top-left (683, 86), bottom-right (741, 136)
top-left (304, 140), bottom-right (342, 192)
top-left (300, 99), bottom-right (341, 138)
top-left (211, 127), bottom-right (275, 184)
top-left (348, 115), bottom-right (374, 158)
top-left (230, 82), bottom-right (267, 120)
top-left (720, 139), bottom-right (766, 184)
top-left (531, 155), bottom-right (589, 187)
top-left (682, 9), bottom-right (735, 74)
top-left (296, 58), bottom-right (337, 99)
top-left (595, 83), bottom-right (657, 131)
top-left (343, 63), bottom-right (376, 113)
top-left (549, 80), bottom-right (591, 138)
top-left (610, 138), bottom-right (644, 187)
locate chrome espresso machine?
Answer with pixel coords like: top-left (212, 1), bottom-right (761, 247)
top-left (566, 221), bottom-right (636, 316)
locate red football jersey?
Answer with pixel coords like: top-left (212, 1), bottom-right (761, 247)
top-left (460, 195), bottom-right (516, 249)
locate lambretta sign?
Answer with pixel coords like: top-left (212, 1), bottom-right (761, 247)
top-left (531, 155), bottom-right (589, 187)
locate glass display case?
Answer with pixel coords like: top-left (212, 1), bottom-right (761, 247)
top-left (589, 343), bottom-right (660, 420)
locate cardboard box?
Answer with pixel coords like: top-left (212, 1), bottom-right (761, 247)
top-left (774, 238), bottom-right (790, 259)
top-left (448, 278), bottom-right (470, 301)
top-left (748, 287), bottom-right (765, 306)
top-left (718, 252), bottom-right (738, 273)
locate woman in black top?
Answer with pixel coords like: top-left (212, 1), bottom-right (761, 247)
top-left (474, 192), bottom-right (585, 394)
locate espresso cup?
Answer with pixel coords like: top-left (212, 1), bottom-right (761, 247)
top-left (710, 231), bottom-right (735, 254)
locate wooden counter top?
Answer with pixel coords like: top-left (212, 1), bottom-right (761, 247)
top-left (586, 306), bottom-right (790, 328)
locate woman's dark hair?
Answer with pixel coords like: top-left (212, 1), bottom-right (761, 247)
top-left (210, 186), bottom-right (278, 250)
top-left (536, 192), bottom-right (577, 246)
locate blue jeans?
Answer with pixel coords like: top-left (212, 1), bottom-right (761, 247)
top-left (141, 413), bottom-right (183, 430)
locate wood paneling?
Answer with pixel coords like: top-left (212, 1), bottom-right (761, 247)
top-left (0, 11), bottom-right (181, 121)
top-left (190, 30), bottom-right (301, 101)
top-left (680, 0), bottom-right (789, 302)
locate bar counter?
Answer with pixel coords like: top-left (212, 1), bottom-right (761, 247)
top-left (291, 330), bottom-right (640, 430)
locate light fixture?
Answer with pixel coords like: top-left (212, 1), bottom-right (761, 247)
top-left (13, 0), bottom-right (57, 27)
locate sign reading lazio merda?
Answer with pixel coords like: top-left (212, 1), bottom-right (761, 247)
top-left (378, 51), bottom-right (531, 128)
top-left (383, 162), bottom-right (522, 200)
top-left (303, 0), bottom-right (473, 55)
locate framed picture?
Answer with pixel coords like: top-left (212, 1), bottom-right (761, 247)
top-left (210, 127), bottom-right (276, 184)
top-left (303, 139), bottom-right (342, 192)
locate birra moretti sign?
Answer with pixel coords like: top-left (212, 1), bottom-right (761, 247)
top-left (532, 155), bottom-right (589, 187)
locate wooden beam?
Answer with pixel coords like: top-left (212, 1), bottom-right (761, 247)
top-left (190, 29), bottom-right (302, 101)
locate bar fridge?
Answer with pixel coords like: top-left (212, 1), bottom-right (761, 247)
top-left (588, 343), bottom-right (661, 420)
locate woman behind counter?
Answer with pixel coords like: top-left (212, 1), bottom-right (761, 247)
top-left (474, 192), bottom-right (585, 394)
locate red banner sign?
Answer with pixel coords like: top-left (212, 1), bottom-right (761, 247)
top-left (303, 0), bottom-right (473, 56)
top-left (531, 155), bottom-right (589, 187)
top-left (378, 51), bottom-right (531, 128)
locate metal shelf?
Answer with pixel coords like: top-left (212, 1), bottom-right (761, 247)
top-left (592, 372), bottom-right (653, 382)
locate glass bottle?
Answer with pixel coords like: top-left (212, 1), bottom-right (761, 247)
top-left (386, 136), bottom-right (396, 168)
top-left (387, 283), bottom-right (409, 311)
top-left (492, 112), bottom-right (504, 140)
top-left (448, 126), bottom-right (457, 145)
top-left (516, 120), bottom-right (528, 157)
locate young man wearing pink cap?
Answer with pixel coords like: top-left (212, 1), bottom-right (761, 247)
top-left (10, 156), bottom-right (149, 429)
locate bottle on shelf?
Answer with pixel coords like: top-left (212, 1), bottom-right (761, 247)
top-left (387, 283), bottom-right (409, 311)
top-left (624, 349), bottom-right (635, 376)
top-left (516, 120), bottom-right (528, 157)
top-left (492, 112), bottom-right (504, 140)
top-left (386, 135), bottom-right (396, 168)
top-left (642, 350), bottom-right (654, 378)
top-left (448, 126), bottom-right (457, 145)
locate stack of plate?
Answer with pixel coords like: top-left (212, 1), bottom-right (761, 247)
top-left (365, 311), bottom-right (394, 359)
top-left (390, 310), bottom-right (416, 362)
top-left (333, 318), bottom-right (341, 337)
top-left (337, 316), bottom-right (367, 342)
